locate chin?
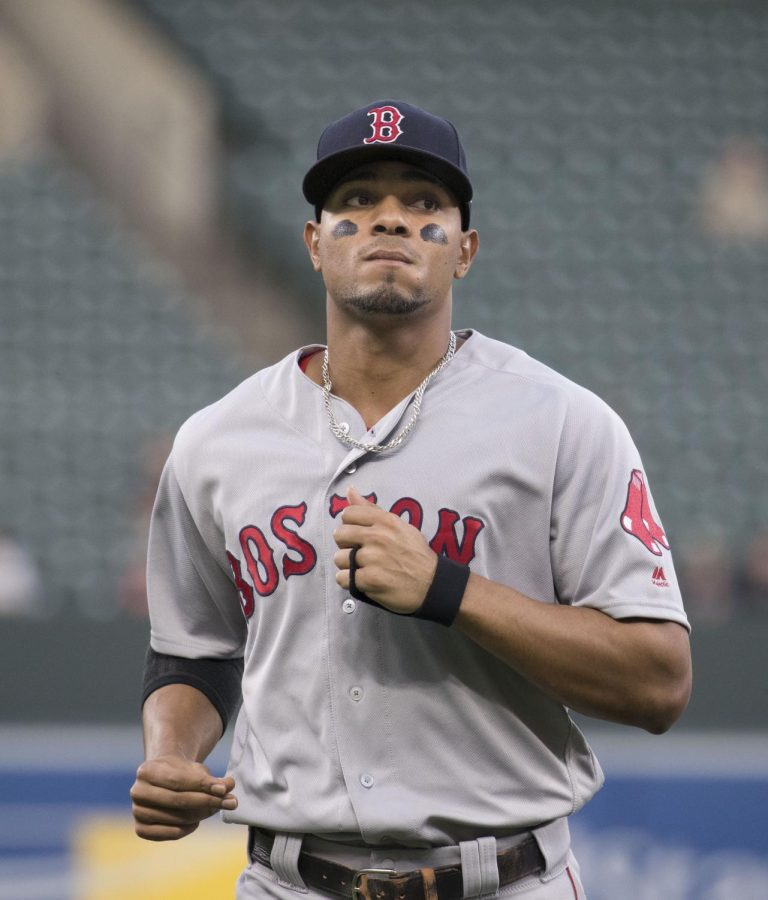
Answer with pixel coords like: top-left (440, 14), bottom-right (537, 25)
top-left (341, 286), bottom-right (429, 317)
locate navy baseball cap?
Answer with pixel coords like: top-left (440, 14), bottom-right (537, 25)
top-left (303, 99), bottom-right (473, 230)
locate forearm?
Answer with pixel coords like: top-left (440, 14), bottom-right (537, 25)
top-left (133, 684), bottom-right (237, 841)
top-left (142, 683), bottom-right (224, 762)
top-left (456, 573), bottom-right (692, 733)
top-left (331, 493), bottom-right (691, 732)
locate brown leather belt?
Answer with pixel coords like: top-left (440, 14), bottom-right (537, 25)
top-left (248, 827), bottom-right (545, 899)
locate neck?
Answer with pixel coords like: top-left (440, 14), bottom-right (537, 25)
top-left (310, 318), bottom-right (455, 429)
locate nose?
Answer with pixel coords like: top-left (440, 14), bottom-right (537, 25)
top-left (371, 195), bottom-right (410, 236)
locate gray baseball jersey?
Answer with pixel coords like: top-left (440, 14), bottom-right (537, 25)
top-left (147, 329), bottom-right (689, 847)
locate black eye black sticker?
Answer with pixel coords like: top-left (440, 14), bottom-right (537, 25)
top-left (420, 224), bottom-right (448, 245)
top-left (332, 220), bottom-right (359, 239)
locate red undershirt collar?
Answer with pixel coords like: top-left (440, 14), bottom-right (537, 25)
top-left (298, 349), bottom-right (322, 374)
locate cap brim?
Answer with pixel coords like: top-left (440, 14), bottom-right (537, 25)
top-left (302, 144), bottom-right (473, 210)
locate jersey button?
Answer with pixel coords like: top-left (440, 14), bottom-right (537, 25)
top-left (338, 422), bottom-right (350, 435)
top-left (360, 773), bottom-right (375, 789)
top-left (349, 686), bottom-right (364, 702)
top-left (345, 462), bottom-right (358, 474)
top-left (342, 598), bottom-right (356, 614)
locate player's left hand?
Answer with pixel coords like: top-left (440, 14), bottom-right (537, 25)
top-left (333, 486), bottom-right (437, 614)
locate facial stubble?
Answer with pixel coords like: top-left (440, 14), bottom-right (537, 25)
top-left (338, 272), bottom-right (429, 317)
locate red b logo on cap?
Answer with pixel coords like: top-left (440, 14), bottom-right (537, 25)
top-left (363, 105), bottom-right (404, 144)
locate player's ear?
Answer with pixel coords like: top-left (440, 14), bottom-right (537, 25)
top-left (304, 220), bottom-right (322, 272)
top-left (454, 228), bottom-right (479, 280)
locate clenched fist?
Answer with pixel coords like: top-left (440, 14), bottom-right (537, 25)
top-left (131, 754), bottom-right (237, 841)
top-left (333, 486), bottom-right (438, 613)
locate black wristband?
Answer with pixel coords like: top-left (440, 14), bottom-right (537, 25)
top-left (348, 547), bottom-right (469, 626)
top-left (412, 555), bottom-right (470, 627)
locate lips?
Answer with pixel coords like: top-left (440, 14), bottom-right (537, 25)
top-left (364, 249), bottom-right (413, 264)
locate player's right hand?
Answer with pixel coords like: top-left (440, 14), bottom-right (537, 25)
top-left (130, 754), bottom-right (237, 841)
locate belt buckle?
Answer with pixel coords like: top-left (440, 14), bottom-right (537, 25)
top-left (352, 867), bottom-right (397, 899)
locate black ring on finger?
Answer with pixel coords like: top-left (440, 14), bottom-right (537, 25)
top-left (348, 546), bottom-right (376, 605)
top-left (348, 546), bottom-right (359, 598)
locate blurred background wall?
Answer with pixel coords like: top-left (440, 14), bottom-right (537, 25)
top-left (0, 0), bottom-right (766, 898)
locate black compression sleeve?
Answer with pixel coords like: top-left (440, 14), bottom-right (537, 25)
top-left (141, 646), bottom-right (244, 731)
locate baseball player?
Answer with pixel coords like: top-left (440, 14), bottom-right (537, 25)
top-left (131, 100), bottom-right (692, 899)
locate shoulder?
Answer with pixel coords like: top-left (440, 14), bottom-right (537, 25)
top-left (457, 330), bottom-right (625, 434)
top-left (170, 347), bottom-right (308, 478)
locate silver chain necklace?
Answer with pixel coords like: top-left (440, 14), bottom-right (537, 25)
top-left (322, 331), bottom-right (457, 453)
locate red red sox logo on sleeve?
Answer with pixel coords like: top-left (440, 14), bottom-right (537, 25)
top-left (620, 469), bottom-right (670, 559)
top-left (226, 494), bottom-right (485, 619)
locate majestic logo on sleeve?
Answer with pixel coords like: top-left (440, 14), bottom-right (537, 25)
top-left (363, 105), bottom-right (404, 144)
top-left (620, 469), bottom-right (670, 557)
